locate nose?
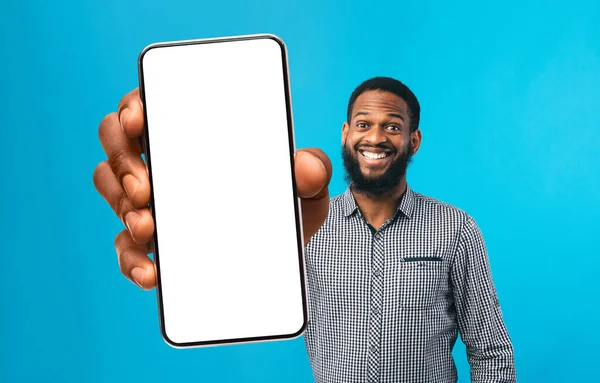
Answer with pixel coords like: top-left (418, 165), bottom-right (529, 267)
top-left (364, 126), bottom-right (387, 146)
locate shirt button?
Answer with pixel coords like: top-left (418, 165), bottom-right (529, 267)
top-left (373, 268), bottom-right (381, 276)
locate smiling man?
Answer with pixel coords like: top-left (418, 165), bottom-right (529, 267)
top-left (302, 77), bottom-right (516, 383)
top-left (93, 76), bottom-right (516, 383)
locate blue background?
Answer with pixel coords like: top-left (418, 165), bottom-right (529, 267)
top-left (1, 0), bottom-right (599, 382)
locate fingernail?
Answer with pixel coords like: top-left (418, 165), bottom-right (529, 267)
top-left (123, 174), bottom-right (140, 200)
top-left (124, 211), bottom-right (140, 234)
top-left (131, 267), bottom-right (145, 288)
top-left (120, 108), bottom-right (131, 131)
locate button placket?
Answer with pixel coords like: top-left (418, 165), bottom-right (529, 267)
top-left (367, 230), bottom-right (385, 383)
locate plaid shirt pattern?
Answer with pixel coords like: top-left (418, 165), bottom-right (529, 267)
top-left (303, 185), bottom-right (516, 383)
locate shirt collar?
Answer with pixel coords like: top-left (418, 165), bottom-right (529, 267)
top-left (342, 183), bottom-right (416, 219)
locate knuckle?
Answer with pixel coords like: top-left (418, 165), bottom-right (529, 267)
top-left (119, 88), bottom-right (141, 115)
top-left (107, 188), bottom-right (131, 221)
top-left (114, 232), bottom-right (128, 272)
top-left (114, 229), bottom-right (128, 247)
top-left (92, 163), bottom-right (102, 188)
top-left (118, 90), bottom-right (135, 111)
top-left (115, 231), bottom-right (130, 262)
top-left (92, 161), bottom-right (109, 189)
top-left (98, 112), bottom-right (118, 139)
top-left (116, 192), bottom-right (133, 221)
top-left (107, 148), bottom-right (130, 179)
top-left (118, 251), bottom-right (129, 275)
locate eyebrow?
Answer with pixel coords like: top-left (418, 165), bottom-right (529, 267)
top-left (353, 111), bottom-right (405, 121)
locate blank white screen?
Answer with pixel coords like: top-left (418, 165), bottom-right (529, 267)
top-left (140, 36), bottom-right (306, 346)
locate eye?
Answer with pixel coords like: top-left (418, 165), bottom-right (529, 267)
top-left (386, 124), bottom-right (401, 132)
top-left (356, 122), bottom-right (369, 129)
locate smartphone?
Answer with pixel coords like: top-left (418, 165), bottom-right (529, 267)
top-left (137, 34), bottom-right (307, 348)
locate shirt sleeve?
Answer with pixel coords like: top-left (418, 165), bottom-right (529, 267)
top-left (451, 215), bottom-right (517, 383)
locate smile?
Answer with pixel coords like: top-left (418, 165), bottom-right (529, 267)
top-left (359, 150), bottom-right (392, 160)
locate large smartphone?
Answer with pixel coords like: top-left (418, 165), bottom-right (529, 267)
top-left (137, 34), bottom-right (307, 348)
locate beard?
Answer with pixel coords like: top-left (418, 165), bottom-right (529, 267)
top-left (342, 140), bottom-right (413, 197)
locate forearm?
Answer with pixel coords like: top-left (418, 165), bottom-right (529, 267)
top-left (452, 215), bottom-right (516, 382)
top-left (464, 308), bottom-right (516, 382)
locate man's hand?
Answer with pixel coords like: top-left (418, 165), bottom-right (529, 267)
top-left (93, 88), bottom-right (332, 290)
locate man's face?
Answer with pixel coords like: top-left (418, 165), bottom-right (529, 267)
top-left (342, 90), bottom-right (420, 196)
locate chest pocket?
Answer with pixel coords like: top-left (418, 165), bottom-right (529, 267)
top-left (397, 259), bottom-right (450, 310)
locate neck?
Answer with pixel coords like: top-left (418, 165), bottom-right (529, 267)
top-left (351, 178), bottom-right (407, 230)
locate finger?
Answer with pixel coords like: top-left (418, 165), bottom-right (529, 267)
top-left (294, 149), bottom-right (332, 247)
top-left (98, 112), bottom-right (150, 208)
top-left (93, 160), bottom-right (155, 244)
top-left (295, 149), bottom-right (332, 199)
top-left (117, 88), bottom-right (145, 139)
top-left (115, 229), bottom-right (156, 290)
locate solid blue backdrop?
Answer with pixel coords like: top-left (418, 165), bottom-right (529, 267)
top-left (1, 0), bottom-right (599, 382)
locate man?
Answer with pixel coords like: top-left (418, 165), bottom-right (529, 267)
top-left (93, 76), bottom-right (516, 382)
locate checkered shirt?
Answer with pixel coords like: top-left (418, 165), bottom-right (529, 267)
top-left (303, 184), bottom-right (516, 383)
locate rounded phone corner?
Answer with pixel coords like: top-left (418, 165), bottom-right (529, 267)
top-left (292, 319), bottom-right (308, 339)
top-left (282, 313), bottom-right (308, 341)
top-left (260, 34), bottom-right (288, 54)
top-left (138, 42), bottom-right (163, 68)
top-left (159, 325), bottom-right (188, 349)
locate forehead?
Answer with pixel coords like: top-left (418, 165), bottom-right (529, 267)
top-left (351, 90), bottom-right (408, 117)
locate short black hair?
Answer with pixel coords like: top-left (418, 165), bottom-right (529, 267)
top-left (347, 76), bottom-right (420, 132)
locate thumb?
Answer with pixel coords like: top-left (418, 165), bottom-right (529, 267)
top-left (294, 149), bottom-right (332, 247)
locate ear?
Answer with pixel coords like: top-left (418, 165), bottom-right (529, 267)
top-left (410, 129), bottom-right (422, 155)
top-left (342, 121), bottom-right (350, 146)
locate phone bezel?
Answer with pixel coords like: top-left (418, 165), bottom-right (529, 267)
top-left (137, 33), bottom-right (308, 349)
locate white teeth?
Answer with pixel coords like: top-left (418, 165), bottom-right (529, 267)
top-left (362, 151), bottom-right (388, 160)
